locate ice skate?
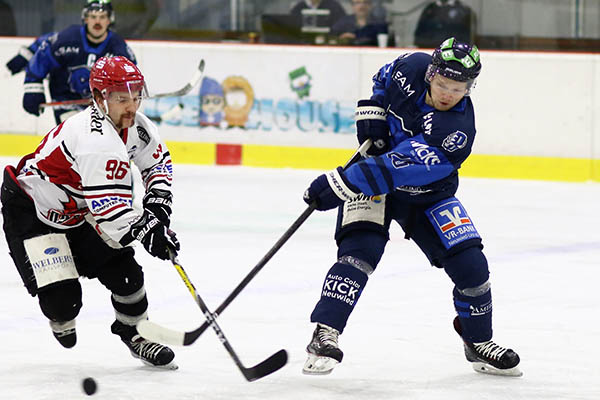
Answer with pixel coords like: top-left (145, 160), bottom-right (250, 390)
top-left (50, 319), bottom-right (76, 349)
top-left (453, 317), bottom-right (522, 376)
top-left (302, 323), bottom-right (343, 375)
top-left (112, 321), bottom-right (178, 370)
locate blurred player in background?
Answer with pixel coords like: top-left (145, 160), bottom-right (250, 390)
top-left (6, 32), bottom-right (56, 75)
top-left (21, 0), bottom-right (136, 124)
top-left (301, 38), bottom-right (522, 377)
top-left (1, 56), bottom-right (179, 369)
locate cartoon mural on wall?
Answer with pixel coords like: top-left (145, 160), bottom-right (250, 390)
top-left (199, 77), bottom-right (225, 127)
top-left (222, 76), bottom-right (254, 127)
top-left (142, 66), bottom-right (354, 134)
top-left (289, 66), bottom-right (312, 99)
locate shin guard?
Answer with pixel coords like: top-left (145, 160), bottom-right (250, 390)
top-left (310, 260), bottom-right (370, 333)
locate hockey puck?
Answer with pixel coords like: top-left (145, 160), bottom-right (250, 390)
top-left (82, 377), bottom-right (97, 395)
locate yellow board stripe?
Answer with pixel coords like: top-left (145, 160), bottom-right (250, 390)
top-left (242, 144), bottom-right (355, 170)
top-left (166, 141), bottom-right (215, 165)
top-left (0, 134), bottom-right (44, 156)
top-left (460, 154), bottom-right (594, 182)
top-left (0, 134), bottom-right (596, 182)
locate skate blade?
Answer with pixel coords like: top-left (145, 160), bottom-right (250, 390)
top-left (140, 359), bottom-right (179, 370)
top-left (131, 351), bottom-right (179, 370)
top-left (302, 354), bottom-right (339, 375)
top-left (472, 362), bottom-right (522, 377)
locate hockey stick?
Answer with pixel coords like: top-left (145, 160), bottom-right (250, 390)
top-left (167, 251), bottom-right (288, 381)
top-left (138, 139), bottom-right (372, 346)
top-left (39, 59), bottom-right (205, 109)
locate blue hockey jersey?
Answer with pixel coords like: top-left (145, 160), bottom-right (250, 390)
top-left (25, 32), bottom-right (56, 60)
top-left (25, 25), bottom-right (136, 102)
top-left (344, 52), bottom-right (476, 203)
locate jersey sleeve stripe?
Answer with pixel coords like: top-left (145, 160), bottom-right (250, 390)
top-left (374, 157), bottom-right (394, 193)
top-left (146, 179), bottom-right (172, 190)
top-left (140, 154), bottom-right (171, 175)
top-left (157, 151), bottom-right (171, 164)
top-left (57, 184), bottom-right (85, 199)
top-left (92, 203), bottom-right (128, 217)
top-left (145, 175), bottom-right (172, 186)
top-left (95, 208), bottom-right (134, 224)
top-left (358, 162), bottom-right (383, 196)
top-left (85, 192), bottom-right (132, 199)
top-left (30, 166), bottom-right (46, 179)
top-left (83, 183), bottom-right (132, 191)
top-left (146, 173), bottom-right (170, 180)
top-left (60, 142), bottom-right (75, 162)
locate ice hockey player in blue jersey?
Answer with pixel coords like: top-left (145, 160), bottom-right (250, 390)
top-left (23, 0), bottom-right (136, 124)
top-left (302, 37), bottom-right (522, 377)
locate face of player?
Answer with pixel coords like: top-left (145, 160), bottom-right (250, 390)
top-left (85, 10), bottom-right (110, 43)
top-left (105, 90), bottom-right (142, 130)
top-left (426, 74), bottom-right (469, 111)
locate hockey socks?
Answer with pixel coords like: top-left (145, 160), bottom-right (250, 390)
top-left (310, 261), bottom-right (369, 333)
top-left (453, 285), bottom-right (493, 343)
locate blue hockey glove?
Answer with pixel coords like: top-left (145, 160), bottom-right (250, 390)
top-left (355, 99), bottom-right (390, 156)
top-left (124, 211), bottom-right (180, 260)
top-left (303, 167), bottom-right (360, 211)
top-left (23, 83), bottom-right (46, 116)
top-left (6, 54), bottom-right (28, 75)
top-left (143, 188), bottom-right (173, 227)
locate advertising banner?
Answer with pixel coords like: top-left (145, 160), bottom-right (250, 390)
top-left (138, 43), bottom-right (370, 149)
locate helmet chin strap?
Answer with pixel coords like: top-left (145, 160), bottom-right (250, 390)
top-left (92, 95), bottom-right (120, 131)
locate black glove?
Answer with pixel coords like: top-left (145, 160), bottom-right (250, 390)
top-left (6, 54), bottom-right (28, 75)
top-left (355, 99), bottom-right (390, 156)
top-left (303, 167), bottom-right (360, 211)
top-left (23, 83), bottom-right (46, 116)
top-left (142, 188), bottom-right (173, 227)
top-left (127, 211), bottom-right (180, 260)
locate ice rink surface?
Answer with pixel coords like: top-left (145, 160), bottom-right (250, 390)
top-left (0, 158), bottom-right (599, 400)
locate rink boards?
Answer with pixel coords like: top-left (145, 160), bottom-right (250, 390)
top-left (0, 38), bottom-right (598, 182)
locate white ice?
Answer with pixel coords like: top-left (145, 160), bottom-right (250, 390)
top-left (0, 157), bottom-right (599, 400)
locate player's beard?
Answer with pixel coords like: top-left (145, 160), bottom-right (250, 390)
top-left (115, 112), bottom-right (136, 129)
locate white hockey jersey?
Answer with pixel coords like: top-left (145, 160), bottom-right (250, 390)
top-left (16, 105), bottom-right (173, 244)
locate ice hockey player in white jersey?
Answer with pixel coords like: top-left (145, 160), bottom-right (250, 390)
top-left (1, 56), bottom-right (179, 369)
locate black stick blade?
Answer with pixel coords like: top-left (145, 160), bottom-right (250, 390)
top-left (183, 328), bottom-right (204, 346)
top-left (242, 349), bottom-right (288, 382)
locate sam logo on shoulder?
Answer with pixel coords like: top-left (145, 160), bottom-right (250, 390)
top-left (426, 197), bottom-right (480, 249)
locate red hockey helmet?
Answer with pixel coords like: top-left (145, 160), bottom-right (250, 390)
top-left (89, 56), bottom-right (147, 100)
